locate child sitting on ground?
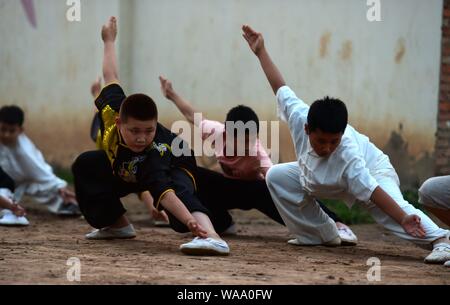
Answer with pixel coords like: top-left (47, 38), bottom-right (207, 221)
top-left (0, 105), bottom-right (80, 226)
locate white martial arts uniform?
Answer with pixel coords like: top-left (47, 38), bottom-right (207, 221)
top-left (266, 86), bottom-right (449, 247)
top-left (0, 133), bottom-right (67, 213)
top-left (419, 175), bottom-right (450, 210)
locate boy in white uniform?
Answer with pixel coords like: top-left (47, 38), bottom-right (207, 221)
top-left (242, 25), bottom-right (450, 265)
top-left (0, 105), bottom-right (80, 226)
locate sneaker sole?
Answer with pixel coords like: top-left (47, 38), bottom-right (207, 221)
top-left (180, 247), bottom-right (229, 256)
top-left (424, 259), bottom-right (449, 264)
top-left (424, 252), bottom-right (450, 264)
top-left (0, 222), bottom-right (29, 227)
top-left (340, 239), bottom-right (358, 246)
top-left (86, 235), bottom-right (137, 241)
top-left (288, 239), bottom-right (342, 247)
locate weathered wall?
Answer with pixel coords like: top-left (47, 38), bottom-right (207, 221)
top-left (436, 0), bottom-right (450, 176)
top-left (0, 0), bottom-right (122, 164)
top-left (0, 0), bottom-right (444, 189)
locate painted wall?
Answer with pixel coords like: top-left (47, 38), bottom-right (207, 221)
top-left (0, 0), bottom-right (443, 188)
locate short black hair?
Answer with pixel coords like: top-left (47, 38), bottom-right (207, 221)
top-left (225, 105), bottom-right (260, 134)
top-left (0, 105), bottom-right (25, 126)
top-left (307, 96), bottom-right (348, 133)
top-left (120, 94), bottom-right (158, 122)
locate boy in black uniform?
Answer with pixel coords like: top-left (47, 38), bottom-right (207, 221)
top-left (90, 77), bottom-right (170, 226)
top-left (72, 17), bottom-right (229, 256)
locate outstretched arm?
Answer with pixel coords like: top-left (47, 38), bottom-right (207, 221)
top-left (242, 25), bottom-right (286, 95)
top-left (160, 192), bottom-right (208, 238)
top-left (159, 76), bottom-right (200, 125)
top-left (101, 17), bottom-right (119, 84)
top-left (370, 187), bottom-right (426, 238)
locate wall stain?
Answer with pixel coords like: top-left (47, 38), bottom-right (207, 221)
top-left (395, 38), bottom-right (406, 64)
top-left (340, 40), bottom-right (353, 61)
top-left (319, 31), bottom-right (331, 58)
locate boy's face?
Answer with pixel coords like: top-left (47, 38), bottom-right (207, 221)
top-left (0, 122), bottom-right (23, 146)
top-left (116, 116), bottom-right (157, 153)
top-left (305, 125), bottom-right (343, 158)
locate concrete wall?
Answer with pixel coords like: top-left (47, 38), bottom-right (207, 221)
top-left (0, 0), bottom-right (121, 165)
top-left (0, 0), bottom-right (444, 189)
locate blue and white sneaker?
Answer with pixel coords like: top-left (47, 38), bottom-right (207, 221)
top-left (0, 209), bottom-right (29, 226)
top-left (180, 237), bottom-right (230, 256)
top-left (337, 225), bottom-right (358, 246)
top-left (424, 242), bottom-right (450, 264)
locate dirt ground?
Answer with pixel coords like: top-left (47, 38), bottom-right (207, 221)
top-left (0, 196), bottom-right (449, 285)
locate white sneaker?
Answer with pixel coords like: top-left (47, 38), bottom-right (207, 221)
top-left (85, 224), bottom-right (136, 240)
top-left (222, 222), bottom-right (238, 236)
top-left (180, 237), bottom-right (230, 256)
top-left (0, 210), bottom-right (29, 226)
top-left (424, 243), bottom-right (450, 264)
top-left (444, 260), bottom-right (450, 268)
top-left (287, 236), bottom-right (341, 247)
top-left (56, 202), bottom-right (81, 217)
top-left (337, 225), bottom-right (358, 246)
top-left (287, 238), bottom-right (301, 245)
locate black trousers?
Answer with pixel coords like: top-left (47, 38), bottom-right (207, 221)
top-left (194, 167), bottom-right (341, 226)
top-left (0, 166), bottom-right (15, 192)
top-left (71, 150), bottom-right (233, 233)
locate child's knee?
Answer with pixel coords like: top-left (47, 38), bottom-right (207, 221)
top-left (72, 151), bottom-right (105, 176)
top-left (72, 152), bottom-right (90, 175)
top-left (266, 164), bottom-right (285, 189)
top-left (418, 178), bottom-right (436, 207)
